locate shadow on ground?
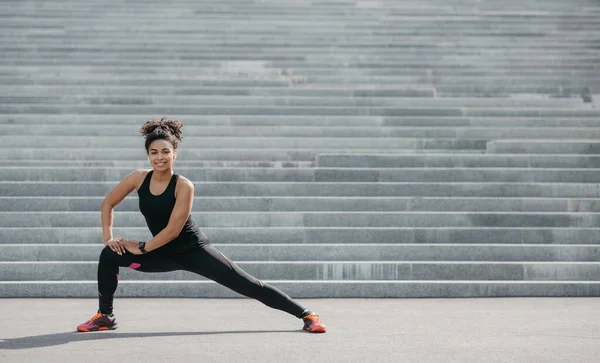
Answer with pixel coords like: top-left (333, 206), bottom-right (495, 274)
top-left (0, 329), bottom-right (302, 350)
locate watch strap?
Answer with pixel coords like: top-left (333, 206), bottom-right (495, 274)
top-left (138, 241), bottom-right (148, 254)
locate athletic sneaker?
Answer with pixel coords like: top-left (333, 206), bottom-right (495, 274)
top-left (302, 313), bottom-right (326, 333)
top-left (76, 311), bottom-right (118, 332)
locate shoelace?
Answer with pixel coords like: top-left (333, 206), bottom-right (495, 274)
top-left (304, 314), bottom-right (320, 322)
top-left (88, 313), bottom-right (104, 322)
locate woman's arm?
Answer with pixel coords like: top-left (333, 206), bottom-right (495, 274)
top-left (101, 170), bottom-right (145, 253)
top-left (143, 177), bottom-right (195, 252)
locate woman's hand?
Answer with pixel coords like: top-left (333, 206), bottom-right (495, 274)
top-left (105, 238), bottom-right (126, 256)
top-left (118, 238), bottom-right (143, 255)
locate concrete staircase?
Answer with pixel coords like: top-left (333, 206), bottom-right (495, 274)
top-left (1, 0), bottom-right (600, 298)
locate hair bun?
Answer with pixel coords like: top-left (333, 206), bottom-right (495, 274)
top-left (140, 117), bottom-right (183, 142)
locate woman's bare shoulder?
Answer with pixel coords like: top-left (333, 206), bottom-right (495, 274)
top-left (130, 169), bottom-right (151, 190)
top-left (175, 174), bottom-right (194, 190)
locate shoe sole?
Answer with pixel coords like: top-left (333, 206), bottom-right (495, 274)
top-left (304, 326), bottom-right (326, 333)
top-left (77, 325), bottom-right (118, 332)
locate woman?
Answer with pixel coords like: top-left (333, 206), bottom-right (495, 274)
top-left (76, 118), bottom-right (326, 333)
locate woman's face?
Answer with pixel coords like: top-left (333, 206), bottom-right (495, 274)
top-left (147, 139), bottom-right (177, 171)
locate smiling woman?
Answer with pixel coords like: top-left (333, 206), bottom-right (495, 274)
top-left (75, 117), bottom-right (326, 334)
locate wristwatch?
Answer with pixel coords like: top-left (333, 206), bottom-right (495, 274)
top-left (138, 241), bottom-right (149, 254)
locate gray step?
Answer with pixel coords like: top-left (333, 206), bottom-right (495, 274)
top-left (3, 104), bottom-right (599, 118)
top-left (0, 136), bottom-right (488, 150)
top-left (5, 125), bottom-right (600, 139)
top-left (2, 243), bottom-right (599, 262)
top-left (2, 196), bottom-right (597, 212)
top-left (1, 280), bottom-right (599, 298)
top-left (4, 115), bottom-right (600, 128)
top-left (1, 86), bottom-right (435, 99)
top-left (488, 140), bottom-right (600, 154)
top-left (2, 116), bottom-right (599, 130)
top-left (10, 34), bottom-right (593, 42)
top-left (2, 33), bottom-right (597, 44)
top-left (2, 8), bottom-right (597, 18)
top-left (2, 182), bottom-right (599, 197)
top-left (385, 118), bottom-right (600, 128)
top-left (2, 78), bottom-right (597, 96)
top-left (0, 211), bottom-right (598, 228)
top-left (2, 6), bottom-right (595, 15)
top-left (4, 48), bottom-right (596, 59)
top-left (4, 66), bottom-right (597, 80)
top-left (3, 44), bottom-right (598, 53)
top-left (3, 261), bottom-right (600, 281)
top-left (317, 154), bottom-right (600, 168)
top-left (2, 227), bottom-right (597, 245)
top-left (4, 74), bottom-right (600, 89)
top-left (0, 104), bottom-right (468, 117)
top-left (6, 9), bottom-right (595, 17)
top-left (2, 167), bottom-right (599, 183)
top-left (0, 148), bottom-right (325, 161)
top-left (0, 149), bottom-right (483, 162)
top-left (3, 75), bottom-right (599, 88)
top-left (2, 155), bottom-right (599, 169)
top-left (437, 87), bottom-right (594, 98)
top-left (9, 56), bottom-right (586, 65)
top-left (463, 109), bottom-right (600, 118)
top-left (314, 168), bottom-right (600, 183)
top-left (4, 68), bottom-right (598, 78)
top-left (0, 114), bottom-right (390, 127)
top-left (0, 160), bottom-right (316, 168)
top-left (7, 58), bottom-right (600, 69)
top-left (0, 95), bottom-right (585, 108)
top-left (14, 29), bottom-right (596, 39)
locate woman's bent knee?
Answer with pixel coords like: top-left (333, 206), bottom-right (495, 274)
top-left (99, 245), bottom-right (122, 263)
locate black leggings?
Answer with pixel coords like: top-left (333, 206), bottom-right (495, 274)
top-left (97, 244), bottom-right (306, 318)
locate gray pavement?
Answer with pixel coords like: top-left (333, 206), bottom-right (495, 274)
top-left (1, 298), bottom-right (599, 363)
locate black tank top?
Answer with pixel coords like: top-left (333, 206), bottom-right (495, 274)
top-left (137, 170), bottom-right (208, 251)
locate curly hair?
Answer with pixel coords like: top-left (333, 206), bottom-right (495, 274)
top-left (139, 117), bottom-right (183, 152)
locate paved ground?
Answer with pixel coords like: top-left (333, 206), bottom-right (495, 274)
top-left (1, 298), bottom-right (599, 363)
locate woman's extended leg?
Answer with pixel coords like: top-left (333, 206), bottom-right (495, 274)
top-left (173, 244), bottom-right (326, 332)
top-left (174, 244), bottom-right (307, 318)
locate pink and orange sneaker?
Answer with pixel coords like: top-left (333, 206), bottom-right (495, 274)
top-left (302, 313), bottom-right (326, 333)
top-left (77, 311), bottom-right (118, 332)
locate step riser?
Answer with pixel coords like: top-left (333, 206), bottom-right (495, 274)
top-left (1, 88), bottom-right (434, 98)
top-left (1, 228), bottom-right (598, 245)
top-left (0, 84), bottom-right (590, 95)
top-left (2, 169), bottom-right (599, 183)
top-left (318, 155), bottom-right (600, 169)
top-left (8, 126), bottom-right (600, 140)
top-left (0, 136), bottom-right (488, 150)
top-left (7, 59), bottom-right (599, 69)
top-left (2, 183), bottom-right (599, 198)
top-left (1, 282), bottom-right (599, 298)
top-left (0, 149), bottom-right (320, 161)
top-left (3, 105), bottom-right (599, 117)
top-left (1, 212), bottom-right (598, 228)
top-left (0, 158), bottom-right (598, 169)
top-left (488, 141), bottom-right (600, 154)
top-left (4, 115), bottom-right (600, 128)
top-left (3, 80), bottom-right (600, 91)
top-left (3, 49), bottom-right (599, 57)
top-left (2, 262), bottom-right (600, 281)
top-left (2, 197), bottom-right (597, 212)
top-left (4, 46), bottom-right (600, 54)
top-left (0, 161), bottom-right (317, 168)
top-left (0, 96), bottom-right (585, 108)
top-left (2, 245), bottom-right (599, 262)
